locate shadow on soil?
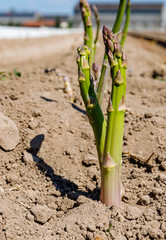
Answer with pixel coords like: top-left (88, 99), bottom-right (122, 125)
top-left (28, 134), bottom-right (98, 201)
top-left (40, 96), bottom-right (57, 102)
top-left (71, 103), bottom-right (86, 115)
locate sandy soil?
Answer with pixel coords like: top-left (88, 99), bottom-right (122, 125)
top-left (0, 32), bottom-right (166, 240)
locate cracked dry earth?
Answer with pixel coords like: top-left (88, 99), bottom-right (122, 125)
top-left (0, 33), bottom-right (166, 240)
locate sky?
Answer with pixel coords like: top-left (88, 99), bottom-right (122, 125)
top-left (1, 0), bottom-right (166, 16)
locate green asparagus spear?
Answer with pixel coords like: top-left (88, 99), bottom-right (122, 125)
top-left (100, 25), bottom-right (127, 207)
top-left (92, 5), bottom-right (100, 61)
top-left (77, 46), bottom-right (106, 164)
top-left (80, 0), bottom-right (94, 67)
top-left (97, 0), bottom-right (127, 106)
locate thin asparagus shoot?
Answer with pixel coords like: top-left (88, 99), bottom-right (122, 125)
top-left (92, 62), bottom-right (100, 92)
top-left (80, 0), bottom-right (94, 67)
top-left (121, 0), bottom-right (131, 48)
top-left (92, 5), bottom-right (100, 61)
top-left (63, 75), bottom-right (73, 101)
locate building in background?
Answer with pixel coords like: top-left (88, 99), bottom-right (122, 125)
top-left (0, 11), bottom-right (35, 26)
top-left (74, 2), bottom-right (165, 30)
top-left (0, 11), bottom-right (71, 28)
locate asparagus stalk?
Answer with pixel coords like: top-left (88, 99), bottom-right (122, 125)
top-left (121, 0), bottom-right (131, 48)
top-left (92, 62), bottom-right (100, 92)
top-left (80, 0), bottom-right (94, 67)
top-left (77, 46), bottom-right (106, 164)
top-left (97, 0), bottom-right (127, 106)
top-left (92, 5), bottom-right (100, 60)
top-left (100, 26), bottom-right (127, 207)
top-left (63, 75), bottom-right (73, 101)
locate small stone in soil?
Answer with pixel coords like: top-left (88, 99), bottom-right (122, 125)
top-left (82, 156), bottom-right (97, 167)
top-left (144, 112), bottom-right (153, 118)
top-left (160, 221), bottom-right (166, 235)
top-left (157, 173), bottom-right (166, 183)
top-left (126, 206), bottom-right (143, 220)
top-left (76, 195), bottom-right (87, 206)
top-left (152, 187), bottom-right (164, 197)
top-left (160, 161), bottom-right (166, 171)
top-left (137, 195), bottom-right (151, 205)
top-left (26, 212), bottom-right (34, 221)
top-left (148, 228), bottom-right (164, 239)
top-left (143, 209), bottom-right (156, 221)
top-left (0, 111), bottom-right (20, 151)
top-left (87, 223), bottom-right (96, 232)
top-left (30, 204), bottom-right (53, 224)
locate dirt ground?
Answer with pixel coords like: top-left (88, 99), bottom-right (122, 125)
top-left (0, 32), bottom-right (166, 240)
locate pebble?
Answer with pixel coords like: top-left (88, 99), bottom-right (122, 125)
top-left (143, 209), bottom-right (156, 221)
top-left (126, 206), bottom-right (143, 220)
top-left (87, 167), bottom-right (97, 180)
top-left (144, 113), bottom-right (153, 118)
top-left (160, 161), bottom-right (166, 171)
top-left (0, 111), bottom-right (20, 151)
top-left (82, 156), bottom-right (97, 167)
top-left (76, 195), bottom-right (87, 206)
top-left (160, 221), bottom-right (166, 234)
top-left (157, 173), bottom-right (166, 183)
top-left (5, 173), bottom-right (20, 186)
top-left (56, 211), bottom-right (64, 218)
top-left (110, 205), bottom-right (119, 216)
top-left (86, 232), bottom-right (94, 240)
top-left (59, 198), bottom-right (74, 213)
top-left (148, 228), bottom-right (164, 239)
top-left (50, 189), bottom-right (61, 197)
top-left (28, 119), bottom-right (38, 130)
top-left (152, 187), bottom-right (164, 197)
top-left (87, 223), bottom-right (96, 232)
top-left (30, 204), bottom-right (53, 224)
top-left (26, 212), bottom-right (34, 221)
top-left (137, 195), bottom-right (151, 205)
top-left (23, 151), bottom-right (40, 164)
top-left (138, 181), bottom-right (146, 188)
top-left (117, 213), bottom-right (125, 222)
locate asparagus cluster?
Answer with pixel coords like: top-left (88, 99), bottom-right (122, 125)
top-left (79, 0), bottom-right (129, 107)
top-left (77, 26), bottom-right (127, 207)
top-left (77, 0), bottom-right (130, 207)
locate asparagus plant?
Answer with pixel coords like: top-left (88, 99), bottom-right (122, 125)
top-left (77, 0), bottom-right (130, 207)
top-left (77, 25), bottom-right (127, 207)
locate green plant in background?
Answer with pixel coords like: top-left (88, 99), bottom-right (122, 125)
top-left (121, 0), bottom-right (131, 48)
top-left (14, 69), bottom-right (21, 77)
top-left (0, 71), bottom-right (12, 81)
top-left (77, 0), bottom-right (130, 207)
